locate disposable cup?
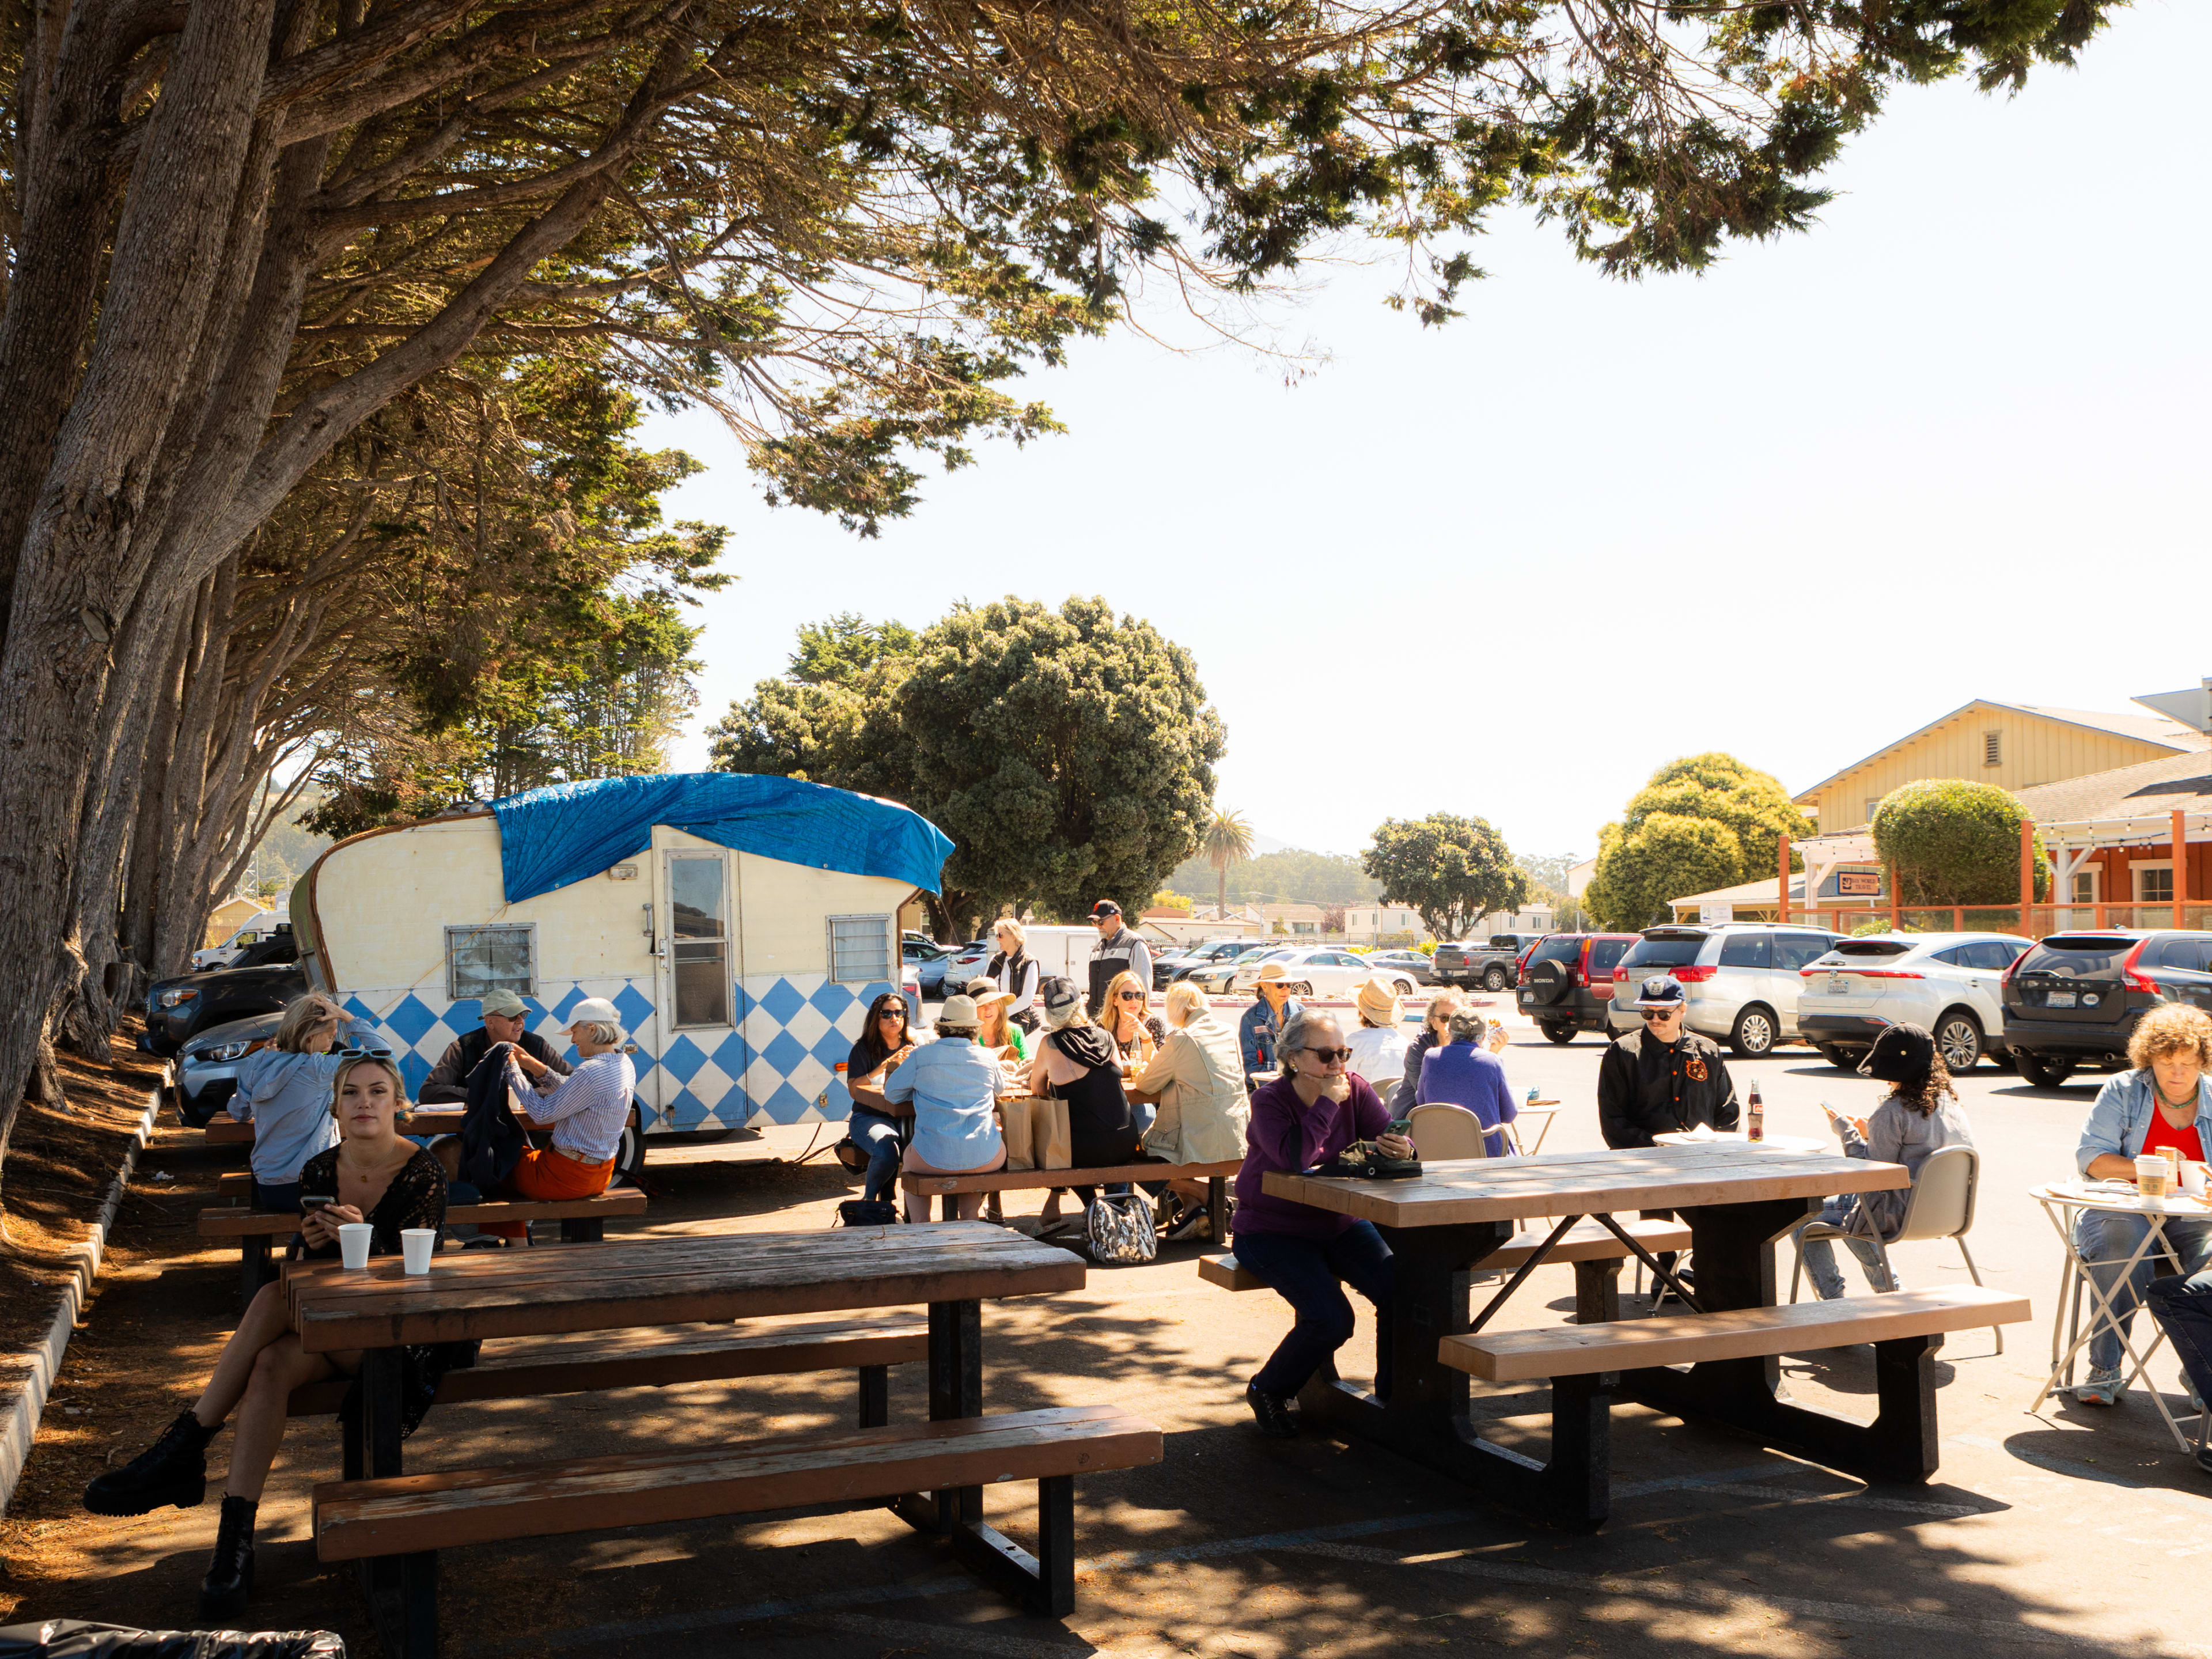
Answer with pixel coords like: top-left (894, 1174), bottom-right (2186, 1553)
top-left (2136, 1154), bottom-right (2172, 1200)
top-left (400, 1228), bottom-right (436, 1275)
top-left (338, 1222), bottom-right (374, 1270)
top-left (2185, 1162), bottom-right (2209, 1199)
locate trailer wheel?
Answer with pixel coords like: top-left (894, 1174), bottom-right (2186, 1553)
top-left (612, 1108), bottom-right (646, 1188)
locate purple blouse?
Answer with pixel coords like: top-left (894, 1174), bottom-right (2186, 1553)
top-left (1233, 1074), bottom-right (1393, 1240)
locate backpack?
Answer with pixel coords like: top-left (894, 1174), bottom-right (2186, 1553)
top-left (1085, 1192), bottom-right (1157, 1265)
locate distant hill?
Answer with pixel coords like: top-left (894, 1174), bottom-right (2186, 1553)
top-left (238, 792), bottom-right (334, 904)
top-left (1168, 844), bottom-right (1380, 907)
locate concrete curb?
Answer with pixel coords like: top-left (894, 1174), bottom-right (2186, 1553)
top-left (0, 1087), bottom-right (159, 1517)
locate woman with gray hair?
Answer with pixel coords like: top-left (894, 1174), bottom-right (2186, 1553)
top-left (228, 993), bottom-right (384, 1210)
top-left (494, 997), bottom-right (636, 1228)
top-left (1230, 1008), bottom-right (1411, 1437)
top-left (1415, 1007), bottom-right (1518, 1157)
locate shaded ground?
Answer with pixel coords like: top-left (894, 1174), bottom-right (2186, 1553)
top-left (3, 1029), bottom-right (2209, 1657)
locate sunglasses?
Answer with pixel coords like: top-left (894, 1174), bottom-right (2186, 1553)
top-left (1642, 1009), bottom-right (1680, 1022)
top-left (1302, 1047), bottom-right (1353, 1064)
top-left (879, 1009), bottom-right (907, 1021)
top-left (1118, 990), bottom-right (1145, 1001)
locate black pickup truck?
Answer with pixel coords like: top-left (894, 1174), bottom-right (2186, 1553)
top-left (1431, 934), bottom-right (1537, 991)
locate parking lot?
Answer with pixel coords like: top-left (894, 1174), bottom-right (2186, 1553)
top-left (5, 998), bottom-right (2207, 1658)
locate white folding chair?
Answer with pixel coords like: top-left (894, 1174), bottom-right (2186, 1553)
top-left (1789, 1143), bottom-right (2001, 1352)
top-left (1407, 1103), bottom-right (1491, 1161)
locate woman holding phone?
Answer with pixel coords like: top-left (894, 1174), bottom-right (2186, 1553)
top-left (84, 1054), bottom-right (456, 1622)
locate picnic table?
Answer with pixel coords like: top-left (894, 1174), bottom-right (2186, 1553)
top-left (1263, 1142), bottom-right (2028, 1528)
top-left (290, 1223), bottom-right (1144, 1650)
top-left (203, 1106), bottom-right (464, 1145)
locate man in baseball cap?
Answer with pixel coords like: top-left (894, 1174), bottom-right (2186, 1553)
top-left (418, 986), bottom-right (570, 1106)
top-left (1086, 899), bottom-right (1152, 1020)
top-left (1596, 975), bottom-right (1737, 1148)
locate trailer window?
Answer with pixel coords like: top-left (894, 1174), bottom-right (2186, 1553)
top-left (829, 914), bottom-right (894, 984)
top-left (670, 855), bottom-right (730, 1028)
top-left (446, 925), bottom-right (534, 1002)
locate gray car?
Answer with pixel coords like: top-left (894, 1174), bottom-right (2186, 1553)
top-left (173, 1010), bottom-right (282, 1126)
top-left (1606, 923), bottom-right (1844, 1056)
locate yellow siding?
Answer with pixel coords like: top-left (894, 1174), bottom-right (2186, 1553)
top-left (1803, 704), bottom-right (2181, 833)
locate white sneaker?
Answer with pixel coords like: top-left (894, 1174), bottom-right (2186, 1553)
top-left (2077, 1367), bottom-right (2126, 1407)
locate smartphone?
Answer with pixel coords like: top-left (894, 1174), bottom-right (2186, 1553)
top-left (1385, 1119), bottom-right (1413, 1141)
top-left (300, 1195), bottom-right (334, 1211)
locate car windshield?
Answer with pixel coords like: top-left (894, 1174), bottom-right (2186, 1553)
top-left (2017, 938), bottom-right (2134, 978)
top-left (1619, 935), bottom-right (1703, 971)
top-left (1527, 937), bottom-right (1581, 967)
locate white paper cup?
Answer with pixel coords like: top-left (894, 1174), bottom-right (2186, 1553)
top-left (2136, 1154), bottom-right (2172, 1200)
top-left (400, 1228), bottom-right (436, 1275)
top-left (338, 1222), bottom-right (374, 1270)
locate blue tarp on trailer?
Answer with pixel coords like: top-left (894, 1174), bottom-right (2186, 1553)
top-left (490, 774), bottom-right (953, 903)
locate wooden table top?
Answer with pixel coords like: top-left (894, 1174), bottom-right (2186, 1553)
top-left (1262, 1142), bottom-right (1908, 1229)
top-left (287, 1222), bottom-right (1085, 1353)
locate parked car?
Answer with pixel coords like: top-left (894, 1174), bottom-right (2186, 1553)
top-left (1187, 943), bottom-right (1288, 994)
top-left (2000, 929), bottom-right (2212, 1089)
top-left (1364, 949), bottom-right (1440, 986)
top-left (1229, 946), bottom-right (1418, 998)
top-left (142, 932), bottom-right (306, 1056)
top-left (1514, 933), bottom-right (1641, 1043)
top-left (190, 909), bottom-right (286, 972)
top-left (1603, 923), bottom-right (1845, 1056)
top-left (916, 935), bottom-right (985, 998)
top-left (172, 1010), bottom-right (282, 1126)
top-left (1796, 932), bottom-right (2032, 1072)
top-left (1167, 938), bottom-right (1257, 986)
top-left (1433, 936), bottom-right (1531, 991)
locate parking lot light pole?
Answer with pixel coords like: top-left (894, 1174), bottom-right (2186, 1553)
top-left (1778, 835), bottom-right (1790, 926)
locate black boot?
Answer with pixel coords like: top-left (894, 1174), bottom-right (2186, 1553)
top-left (1245, 1381), bottom-right (1298, 1438)
top-left (200, 1494), bottom-right (256, 1621)
top-left (83, 1408), bottom-right (211, 1516)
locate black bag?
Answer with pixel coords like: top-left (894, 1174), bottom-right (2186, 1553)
top-left (836, 1199), bottom-right (900, 1227)
top-left (457, 1046), bottom-right (527, 1190)
top-left (0, 1620), bottom-right (343, 1657)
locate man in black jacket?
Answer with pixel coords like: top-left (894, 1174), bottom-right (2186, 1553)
top-left (1597, 976), bottom-right (1738, 1149)
top-left (419, 988), bottom-right (570, 1104)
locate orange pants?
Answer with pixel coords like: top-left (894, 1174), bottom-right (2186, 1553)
top-left (481, 1147), bottom-right (615, 1238)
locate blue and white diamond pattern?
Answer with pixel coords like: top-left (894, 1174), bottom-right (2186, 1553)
top-left (338, 971), bottom-right (894, 1134)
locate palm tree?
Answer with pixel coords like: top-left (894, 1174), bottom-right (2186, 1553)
top-left (1203, 809), bottom-right (1255, 922)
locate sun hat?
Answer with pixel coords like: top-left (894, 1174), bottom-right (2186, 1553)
top-left (968, 983), bottom-right (1018, 1008)
top-left (1355, 976), bottom-right (1400, 1028)
top-left (1860, 1022), bottom-right (1936, 1083)
top-left (1256, 961), bottom-right (1293, 985)
top-left (1040, 976), bottom-right (1085, 1028)
top-left (939, 994), bottom-right (980, 1028)
top-left (568, 996), bottom-right (622, 1034)
top-left (1633, 976), bottom-right (1685, 1010)
top-left (479, 989), bottom-right (528, 1019)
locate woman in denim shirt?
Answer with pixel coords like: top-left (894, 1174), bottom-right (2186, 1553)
top-left (2070, 1003), bottom-right (2212, 1405)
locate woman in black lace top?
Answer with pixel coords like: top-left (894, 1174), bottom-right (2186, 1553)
top-left (84, 1053), bottom-right (463, 1623)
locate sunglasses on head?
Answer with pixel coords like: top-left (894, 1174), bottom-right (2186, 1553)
top-left (1303, 1046), bottom-right (1353, 1064)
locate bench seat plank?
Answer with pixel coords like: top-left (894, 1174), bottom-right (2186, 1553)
top-left (1200, 1218), bottom-right (1693, 1293)
top-left (198, 1190), bottom-right (646, 1238)
top-left (1441, 1285), bottom-right (2032, 1382)
top-left (286, 1316), bottom-right (929, 1416)
top-left (313, 1403), bottom-right (1162, 1561)
top-left (900, 1160), bottom-right (1238, 1195)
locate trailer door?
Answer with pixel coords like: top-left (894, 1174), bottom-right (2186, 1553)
top-left (658, 849), bottom-right (744, 1129)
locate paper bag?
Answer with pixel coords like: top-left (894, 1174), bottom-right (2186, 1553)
top-left (1001, 1099), bottom-right (1036, 1172)
top-left (1035, 1097), bottom-right (1072, 1171)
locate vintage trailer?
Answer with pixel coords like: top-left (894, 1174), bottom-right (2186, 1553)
top-left (288, 774), bottom-right (952, 1142)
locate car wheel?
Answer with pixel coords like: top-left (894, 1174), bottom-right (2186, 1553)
top-left (1541, 1022), bottom-right (1576, 1046)
top-left (1482, 966), bottom-right (1509, 992)
top-left (1933, 1010), bottom-right (1984, 1071)
top-left (1812, 1044), bottom-right (1853, 1071)
top-left (1391, 978), bottom-right (1415, 997)
top-left (1289, 982), bottom-right (1313, 998)
top-left (611, 1112), bottom-right (647, 1188)
top-left (2015, 1051), bottom-right (2076, 1089)
top-left (1729, 1005), bottom-right (1777, 1058)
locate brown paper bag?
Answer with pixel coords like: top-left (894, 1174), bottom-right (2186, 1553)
top-left (1035, 1097), bottom-right (1072, 1171)
top-left (1000, 1099), bottom-right (1036, 1172)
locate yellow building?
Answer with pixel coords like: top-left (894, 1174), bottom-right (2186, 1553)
top-left (1793, 702), bottom-right (2205, 835)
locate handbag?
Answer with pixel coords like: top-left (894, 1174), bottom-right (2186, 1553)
top-left (1085, 1192), bottom-right (1157, 1265)
top-left (835, 1199), bottom-right (900, 1227)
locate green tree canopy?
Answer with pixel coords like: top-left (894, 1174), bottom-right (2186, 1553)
top-left (1872, 780), bottom-right (2051, 906)
top-left (710, 598), bottom-right (1224, 937)
top-left (1362, 813), bottom-right (1528, 940)
top-left (1585, 754), bottom-right (1813, 929)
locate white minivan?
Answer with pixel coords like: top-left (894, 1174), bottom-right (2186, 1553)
top-left (1607, 923), bottom-right (1844, 1056)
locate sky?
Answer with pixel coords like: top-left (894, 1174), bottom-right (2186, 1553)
top-left (643, 2), bottom-right (2211, 865)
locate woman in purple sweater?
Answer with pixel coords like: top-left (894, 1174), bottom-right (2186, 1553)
top-left (1232, 1009), bottom-right (1414, 1438)
top-left (1415, 1007), bottom-right (1518, 1157)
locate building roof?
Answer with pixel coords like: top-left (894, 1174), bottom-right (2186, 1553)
top-left (1668, 875), bottom-right (1811, 907)
top-left (2012, 748), bottom-right (2212, 830)
top-left (1793, 700), bottom-right (2207, 804)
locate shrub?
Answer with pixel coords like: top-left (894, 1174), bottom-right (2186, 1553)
top-left (1872, 780), bottom-right (2051, 907)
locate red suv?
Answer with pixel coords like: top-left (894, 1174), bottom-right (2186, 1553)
top-left (1514, 933), bottom-right (1641, 1044)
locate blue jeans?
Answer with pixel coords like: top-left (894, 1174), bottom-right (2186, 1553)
top-left (1234, 1221), bottom-right (1395, 1400)
top-left (1794, 1200), bottom-right (1896, 1300)
top-left (2075, 1210), bottom-right (2212, 1372)
top-left (251, 1179), bottom-right (301, 1212)
top-left (2146, 1268), bottom-right (2212, 1403)
top-left (848, 1108), bottom-right (907, 1202)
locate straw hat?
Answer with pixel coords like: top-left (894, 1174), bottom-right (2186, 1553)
top-left (968, 984), bottom-right (1018, 1009)
top-left (939, 994), bottom-right (980, 1028)
top-left (1256, 961), bottom-right (1292, 985)
top-left (1355, 976), bottom-right (1400, 1028)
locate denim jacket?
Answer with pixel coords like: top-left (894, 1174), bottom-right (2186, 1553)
top-left (2075, 1068), bottom-right (2212, 1176)
top-left (1238, 997), bottom-right (1304, 1081)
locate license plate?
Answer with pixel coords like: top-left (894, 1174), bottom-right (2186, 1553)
top-left (1827, 974), bottom-right (1844, 993)
top-left (2046, 991), bottom-right (2077, 1008)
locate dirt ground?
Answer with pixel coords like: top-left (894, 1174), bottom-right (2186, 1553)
top-left (3, 1031), bottom-right (2209, 1658)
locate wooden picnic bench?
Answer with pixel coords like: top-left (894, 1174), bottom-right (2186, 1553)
top-left (1260, 1143), bottom-right (2033, 1529)
top-left (290, 1224), bottom-right (1143, 1655)
top-left (198, 1188), bottom-right (646, 1304)
top-left (900, 1157), bottom-right (1241, 1238)
top-left (204, 1107), bottom-right (462, 1147)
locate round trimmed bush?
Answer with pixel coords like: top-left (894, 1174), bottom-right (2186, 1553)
top-left (1872, 780), bottom-right (2050, 907)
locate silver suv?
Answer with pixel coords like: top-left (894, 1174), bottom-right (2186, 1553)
top-left (1606, 923), bottom-right (1844, 1056)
